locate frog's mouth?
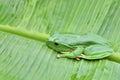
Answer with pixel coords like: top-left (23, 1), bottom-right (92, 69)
top-left (56, 50), bottom-right (74, 54)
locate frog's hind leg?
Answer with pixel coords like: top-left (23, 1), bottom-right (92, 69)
top-left (80, 45), bottom-right (113, 60)
top-left (80, 52), bottom-right (112, 60)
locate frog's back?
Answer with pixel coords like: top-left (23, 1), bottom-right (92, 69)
top-left (80, 33), bottom-right (111, 46)
top-left (50, 33), bottom-right (111, 46)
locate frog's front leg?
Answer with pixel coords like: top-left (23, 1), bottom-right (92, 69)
top-left (56, 46), bottom-right (84, 60)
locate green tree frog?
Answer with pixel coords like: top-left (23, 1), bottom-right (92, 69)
top-left (46, 33), bottom-right (113, 60)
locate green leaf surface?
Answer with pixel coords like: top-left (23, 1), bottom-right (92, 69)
top-left (0, 0), bottom-right (120, 80)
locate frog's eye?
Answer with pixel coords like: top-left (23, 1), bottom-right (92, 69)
top-left (54, 42), bottom-right (59, 46)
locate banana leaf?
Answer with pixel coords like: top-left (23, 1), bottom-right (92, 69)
top-left (0, 0), bottom-right (120, 80)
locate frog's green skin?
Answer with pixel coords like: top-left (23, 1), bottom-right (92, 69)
top-left (46, 33), bottom-right (114, 60)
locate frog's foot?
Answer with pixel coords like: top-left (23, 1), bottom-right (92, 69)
top-left (76, 56), bottom-right (82, 60)
top-left (76, 57), bottom-right (80, 60)
top-left (56, 54), bottom-right (61, 59)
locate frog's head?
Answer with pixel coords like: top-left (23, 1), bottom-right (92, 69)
top-left (46, 41), bottom-right (74, 53)
top-left (46, 33), bottom-right (74, 53)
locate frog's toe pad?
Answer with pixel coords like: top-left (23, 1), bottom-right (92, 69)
top-left (56, 54), bottom-right (61, 58)
top-left (76, 57), bottom-right (80, 60)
